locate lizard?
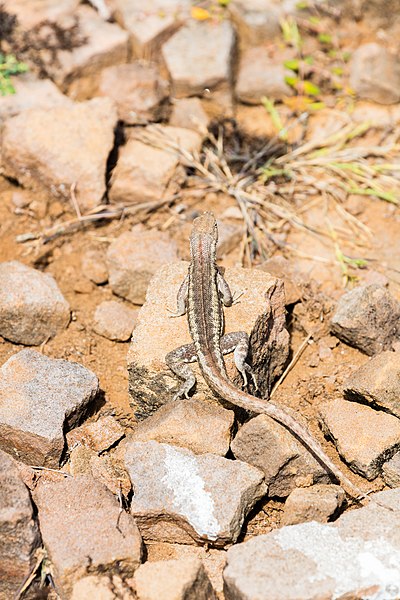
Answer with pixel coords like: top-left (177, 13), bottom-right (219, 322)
top-left (165, 211), bottom-right (369, 502)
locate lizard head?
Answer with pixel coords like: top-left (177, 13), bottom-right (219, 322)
top-left (191, 211), bottom-right (218, 242)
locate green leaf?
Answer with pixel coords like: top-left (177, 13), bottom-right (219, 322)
top-left (218, 0), bottom-right (231, 4)
top-left (303, 80), bottom-right (321, 96)
top-left (296, 0), bottom-right (309, 8)
top-left (347, 186), bottom-right (398, 204)
top-left (304, 55), bottom-right (314, 65)
top-left (284, 75), bottom-right (299, 88)
top-left (318, 32), bottom-right (332, 44)
top-left (261, 96), bottom-right (287, 141)
top-left (280, 16), bottom-right (302, 51)
top-left (283, 59), bottom-right (300, 71)
top-left (332, 66), bottom-right (343, 76)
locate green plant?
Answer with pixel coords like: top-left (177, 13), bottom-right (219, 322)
top-left (0, 52), bottom-right (28, 95)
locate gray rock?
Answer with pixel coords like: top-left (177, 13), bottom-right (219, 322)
top-left (236, 47), bottom-right (293, 103)
top-left (169, 98), bottom-right (210, 133)
top-left (93, 300), bottom-right (138, 341)
top-left (231, 414), bottom-right (331, 498)
top-left (281, 484), bottom-right (345, 526)
top-left (350, 43), bottom-right (400, 104)
top-left (319, 398), bottom-right (400, 480)
top-left (0, 350), bottom-right (99, 467)
top-left (106, 227), bottom-right (179, 305)
top-left (330, 284), bottom-right (400, 355)
top-left (344, 351), bottom-right (400, 418)
top-left (81, 249), bottom-right (108, 285)
top-left (34, 476), bottom-right (142, 598)
top-left (224, 488), bottom-right (400, 600)
top-left (130, 397), bottom-right (234, 456)
top-left (0, 450), bottom-right (40, 599)
top-left (125, 440), bottom-right (266, 546)
top-left (382, 451), bottom-right (400, 488)
top-left (228, 0), bottom-right (282, 46)
top-left (0, 261), bottom-right (70, 345)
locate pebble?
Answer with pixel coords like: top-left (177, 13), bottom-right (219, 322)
top-left (81, 248), bottom-right (108, 285)
top-left (223, 488), bottom-right (400, 600)
top-left (68, 446), bottom-right (131, 497)
top-left (228, 0), bottom-right (282, 46)
top-left (34, 476), bottom-right (142, 598)
top-left (330, 284), bottom-right (400, 355)
top-left (0, 349), bottom-right (99, 467)
top-left (106, 227), bottom-right (178, 305)
top-left (231, 414), bottom-right (331, 498)
top-left (350, 42), bottom-right (400, 104)
top-left (169, 97), bottom-right (210, 133)
top-left (281, 484), bottom-right (345, 526)
top-left (93, 300), bottom-right (138, 341)
top-left (0, 261), bottom-right (70, 345)
top-left (382, 451), bottom-right (400, 488)
top-left (66, 415), bottom-right (125, 453)
top-left (235, 47), bottom-right (293, 103)
top-left (319, 398), bottom-right (400, 480)
top-left (125, 440), bottom-right (266, 546)
top-left (258, 255), bottom-right (303, 305)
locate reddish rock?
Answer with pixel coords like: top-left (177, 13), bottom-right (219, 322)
top-left (382, 451), bottom-right (400, 488)
top-left (93, 300), bottom-right (138, 341)
top-left (1, 0), bottom-right (79, 29)
top-left (169, 97), bottom-right (210, 133)
top-left (66, 415), bottom-right (125, 454)
top-left (228, 0), bottom-right (282, 46)
top-left (81, 248), bottom-right (108, 285)
top-left (236, 47), bottom-right (293, 103)
top-left (350, 43), bottom-right (400, 104)
top-left (281, 484), bottom-right (345, 526)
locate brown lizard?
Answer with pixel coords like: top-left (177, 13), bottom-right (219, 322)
top-left (166, 211), bottom-right (369, 502)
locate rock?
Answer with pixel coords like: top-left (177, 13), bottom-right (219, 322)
top-left (71, 575), bottom-right (133, 600)
top-left (1, 0), bottom-right (79, 29)
top-left (0, 450), bottom-right (40, 599)
top-left (258, 255), bottom-right (302, 305)
top-left (1, 98), bottom-right (118, 212)
top-left (236, 47), bottom-right (293, 103)
top-left (93, 300), bottom-right (138, 341)
top-left (125, 440), bottom-right (266, 546)
top-left (48, 5), bottom-right (129, 99)
top-left (224, 488), bottom-right (400, 600)
top-left (0, 261), bottom-right (70, 345)
top-left (350, 43), bottom-right (400, 104)
top-left (130, 397), bottom-right (234, 456)
top-left (382, 451), bottom-right (400, 488)
top-left (127, 262), bottom-right (289, 419)
top-left (106, 227), bottom-right (178, 305)
top-left (113, 0), bottom-right (190, 59)
top-left (81, 248), bottom-right (108, 285)
top-left (228, 0), bottom-right (282, 46)
top-left (134, 558), bottom-right (216, 600)
top-left (169, 97), bottom-right (210, 133)
top-left (34, 476), bottom-right (142, 598)
top-left (281, 484), bottom-right (345, 526)
top-left (319, 398), bottom-right (400, 480)
top-left (98, 62), bottom-right (169, 124)
top-left (68, 446), bottom-right (131, 497)
top-left (109, 125), bottom-right (202, 205)
top-left (344, 351), bottom-right (400, 418)
top-left (73, 277), bottom-right (94, 294)
top-left (0, 349), bottom-right (99, 467)
top-left (66, 415), bottom-right (125, 454)
top-left (330, 284), bottom-right (400, 355)
top-left (231, 414), bottom-right (331, 498)
top-left (216, 220), bottom-right (242, 258)
top-left (162, 20), bottom-right (235, 97)
top-left (0, 75), bottom-right (73, 125)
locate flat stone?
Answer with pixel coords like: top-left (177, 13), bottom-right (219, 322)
top-left (0, 450), bottom-right (40, 599)
top-left (1, 97), bottom-right (118, 212)
top-left (228, 0), bottom-right (282, 46)
top-left (98, 62), bottom-right (169, 124)
top-left (48, 5), bottom-right (129, 99)
top-left (330, 284), bottom-right (400, 355)
top-left (236, 47), bottom-right (293, 103)
top-left (81, 248), bottom-right (108, 285)
top-left (350, 43), bottom-right (400, 104)
top-left (113, 0), bottom-right (190, 59)
top-left (106, 227), bottom-right (178, 305)
top-left (382, 451), bottom-right (400, 488)
top-left (125, 440), bottom-right (266, 546)
top-left (281, 484), bottom-right (345, 526)
top-left (127, 262), bottom-right (289, 420)
top-left (224, 488), bottom-right (400, 599)
top-left (162, 20), bottom-right (235, 97)
top-left (71, 575), bottom-right (133, 600)
top-left (258, 255), bottom-right (303, 305)
top-left (319, 398), bottom-right (400, 480)
top-left (109, 126), bottom-right (202, 205)
top-left (169, 97), bottom-right (210, 133)
top-left (344, 351), bottom-right (400, 418)
top-left (0, 261), bottom-right (70, 345)
top-left (231, 414), bottom-right (331, 498)
top-left (34, 476), bottom-right (142, 598)
top-left (130, 397), bottom-right (234, 456)
top-left (93, 300), bottom-right (138, 341)
top-left (0, 350), bottom-right (99, 467)
top-left (1, 0), bottom-right (79, 29)
top-left (66, 415), bottom-right (125, 454)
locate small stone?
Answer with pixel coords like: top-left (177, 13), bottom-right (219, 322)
top-left (66, 415), bottom-right (125, 454)
top-left (81, 249), bottom-right (108, 285)
top-left (319, 398), bottom-right (400, 480)
top-left (382, 451), bottom-right (400, 488)
top-left (1, 0), bottom-right (79, 29)
top-left (223, 488), bottom-right (400, 600)
top-left (133, 558), bottom-right (217, 600)
top-left (34, 476), bottom-right (142, 598)
top-left (281, 484), bottom-right (345, 526)
top-left (258, 255), bottom-right (302, 305)
top-left (0, 350), bottom-right (99, 467)
top-left (169, 98), bottom-right (210, 133)
top-left (93, 300), bottom-right (138, 341)
top-left (162, 20), bottom-right (235, 97)
top-left (228, 0), bottom-right (282, 46)
top-left (216, 220), bottom-right (242, 258)
top-left (106, 228), bottom-right (178, 305)
top-left (231, 414), bottom-right (331, 498)
top-left (98, 62), bottom-right (169, 124)
top-left (73, 278), bottom-right (94, 294)
top-left (236, 47), bottom-right (293, 104)
top-left (69, 445), bottom-right (95, 476)
top-left (350, 43), bottom-right (400, 104)
top-left (330, 284), bottom-right (400, 355)
top-left (359, 269), bottom-right (389, 287)
top-left (71, 575), bottom-right (128, 600)
top-left (344, 351), bottom-right (400, 418)
top-left (130, 397), bottom-right (234, 456)
top-left (89, 454), bottom-right (132, 498)
top-left (0, 450), bottom-right (40, 599)
top-left (0, 261), bottom-right (70, 345)
top-left (125, 440), bottom-right (266, 546)
top-left (1, 98), bottom-right (118, 212)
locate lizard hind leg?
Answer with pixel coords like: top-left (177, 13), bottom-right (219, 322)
top-left (221, 331), bottom-right (258, 391)
top-left (165, 342), bottom-right (198, 401)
